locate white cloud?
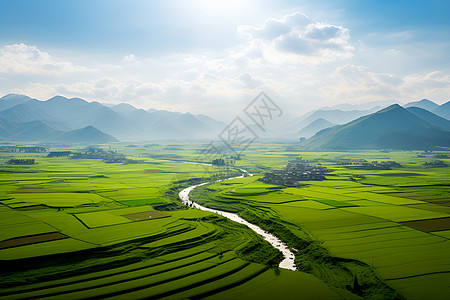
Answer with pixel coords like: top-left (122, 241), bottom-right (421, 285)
top-left (1, 10), bottom-right (449, 121)
top-left (237, 11), bottom-right (353, 64)
top-left (321, 64), bottom-right (450, 105)
top-left (0, 43), bottom-right (89, 75)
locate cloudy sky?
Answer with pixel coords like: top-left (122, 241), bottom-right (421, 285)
top-left (0, 0), bottom-right (449, 121)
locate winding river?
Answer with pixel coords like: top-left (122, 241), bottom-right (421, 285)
top-left (178, 164), bottom-right (297, 271)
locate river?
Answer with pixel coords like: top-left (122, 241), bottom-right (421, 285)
top-left (178, 164), bottom-right (296, 271)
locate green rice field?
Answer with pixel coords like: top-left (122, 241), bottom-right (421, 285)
top-left (1, 143), bottom-right (449, 299)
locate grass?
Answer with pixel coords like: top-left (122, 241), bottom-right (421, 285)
top-left (1, 146), bottom-right (449, 299)
top-left (74, 211), bottom-right (131, 228)
top-left (6, 193), bottom-right (106, 208)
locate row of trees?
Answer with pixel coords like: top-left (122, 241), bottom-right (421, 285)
top-left (7, 158), bottom-right (35, 165)
top-left (0, 146), bottom-right (46, 153)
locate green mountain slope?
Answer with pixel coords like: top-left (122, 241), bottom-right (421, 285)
top-left (0, 118), bottom-right (118, 143)
top-left (301, 104), bottom-right (450, 150)
top-left (56, 125), bottom-right (118, 143)
top-left (406, 106), bottom-right (450, 131)
top-left (297, 118), bottom-right (334, 138)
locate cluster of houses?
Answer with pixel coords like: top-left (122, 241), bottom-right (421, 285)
top-left (344, 161), bottom-right (401, 170)
top-left (0, 146), bottom-right (46, 153)
top-left (259, 158), bottom-right (334, 186)
top-left (424, 160), bottom-right (448, 167)
top-left (70, 147), bottom-right (139, 164)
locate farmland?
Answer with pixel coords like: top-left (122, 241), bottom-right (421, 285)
top-left (192, 146), bottom-right (450, 299)
top-left (1, 143), bottom-right (449, 299)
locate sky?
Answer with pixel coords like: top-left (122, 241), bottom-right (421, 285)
top-left (0, 0), bottom-right (449, 121)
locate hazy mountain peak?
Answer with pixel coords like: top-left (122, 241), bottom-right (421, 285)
top-left (111, 103), bottom-right (139, 114)
top-left (432, 100), bottom-right (450, 120)
top-left (0, 94), bottom-right (35, 111)
top-left (376, 103), bottom-right (403, 113)
top-left (47, 95), bottom-right (68, 102)
top-left (405, 99), bottom-right (439, 111)
top-left (1, 93), bottom-right (32, 101)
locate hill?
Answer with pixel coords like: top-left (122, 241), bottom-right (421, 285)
top-left (433, 101), bottom-right (450, 120)
top-left (0, 118), bottom-right (118, 143)
top-left (405, 99), bottom-right (439, 111)
top-left (280, 107), bottom-right (380, 137)
top-left (297, 118), bottom-right (335, 138)
top-left (56, 126), bottom-right (118, 143)
top-left (0, 94), bottom-right (34, 111)
top-left (301, 104), bottom-right (450, 150)
top-left (406, 107), bottom-right (450, 131)
top-left (0, 94), bottom-right (227, 141)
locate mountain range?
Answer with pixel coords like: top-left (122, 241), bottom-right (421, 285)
top-left (0, 94), bottom-right (449, 149)
top-left (0, 94), bottom-right (227, 143)
top-left (300, 104), bottom-right (450, 150)
top-left (0, 117), bottom-right (117, 143)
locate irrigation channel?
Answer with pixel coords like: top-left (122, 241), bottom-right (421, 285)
top-left (178, 163), bottom-right (297, 271)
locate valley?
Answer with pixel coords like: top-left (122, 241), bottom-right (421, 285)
top-left (0, 143), bottom-right (449, 299)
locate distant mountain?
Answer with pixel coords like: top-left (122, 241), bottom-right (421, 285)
top-left (406, 107), bottom-right (450, 131)
top-left (301, 104), bottom-right (450, 150)
top-left (0, 102), bottom-right (73, 130)
top-left (57, 126), bottom-right (118, 143)
top-left (320, 99), bottom-right (395, 111)
top-left (433, 101), bottom-right (450, 120)
top-left (148, 108), bottom-right (182, 115)
top-left (0, 118), bottom-right (118, 143)
top-left (297, 118), bottom-right (334, 139)
top-left (0, 94), bottom-right (227, 141)
top-left (405, 99), bottom-right (439, 111)
top-left (111, 103), bottom-right (140, 115)
top-left (0, 94), bottom-right (34, 111)
top-left (9, 120), bottom-right (62, 141)
top-left (280, 107), bottom-right (380, 137)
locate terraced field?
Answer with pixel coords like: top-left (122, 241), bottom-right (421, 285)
top-left (0, 148), bottom-right (343, 299)
top-left (1, 146), bottom-right (449, 299)
top-left (192, 149), bottom-right (450, 299)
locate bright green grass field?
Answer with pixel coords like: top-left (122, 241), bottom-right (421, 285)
top-left (1, 146), bottom-right (450, 300)
top-left (197, 148), bottom-right (450, 299)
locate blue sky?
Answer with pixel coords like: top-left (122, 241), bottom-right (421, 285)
top-left (0, 0), bottom-right (449, 120)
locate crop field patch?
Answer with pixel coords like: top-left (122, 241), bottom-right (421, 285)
top-left (144, 169), bottom-right (164, 173)
top-left (0, 238), bottom-right (96, 260)
top-left (1, 148), bottom-right (449, 299)
top-left (99, 188), bottom-right (165, 205)
top-left (433, 230), bottom-right (450, 239)
top-left (405, 203), bottom-right (450, 214)
top-left (387, 273), bottom-right (450, 300)
top-left (281, 200), bottom-right (332, 210)
top-left (0, 232), bottom-right (66, 249)
top-left (341, 205), bottom-right (449, 222)
top-left (314, 199), bottom-right (357, 207)
top-left (117, 198), bottom-right (167, 206)
top-left (382, 192), bottom-right (441, 202)
top-left (283, 187), bottom-right (360, 203)
top-left (233, 191), bottom-right (304, 203)
top-left (273, 205), bottom-right (384, 230)
top-left (401, 217), bottom-right (450, 232)
top-left (123, 211), bottom-right (170, 221)
top-left (10, 188), bottom-right (52, 193)
top-left (375, 172), bottom-right (424, 177)
top-left (14, 205), bottom-right (47, 210)
top-left (74, 211), bottom-right (132, 228)
top-left (170, 209), bottom-right (214, 219)
top-left (208, 267), bottom-right (341, 300)
top-left (107, 205), bottom-right (155, 215)
top-left (10, 193), bottom-right (107, 207)
top-left (347, 192), bottom-right (424, 205)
